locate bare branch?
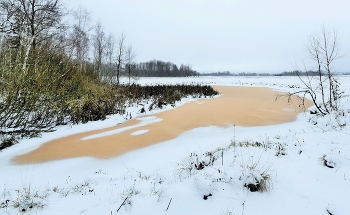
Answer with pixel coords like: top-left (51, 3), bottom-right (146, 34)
top-left (277, 25), bottom-right (343, 115)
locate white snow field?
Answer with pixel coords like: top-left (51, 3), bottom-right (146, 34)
top-left (1, 76), bottom-right (350, 215)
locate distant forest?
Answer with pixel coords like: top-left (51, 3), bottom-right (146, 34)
top-left (131, 60), bottom-right (200, 77)
top-left (200, 70), bottom-right (350, 76)
top-left (132, 68), bottom-right (350, 77)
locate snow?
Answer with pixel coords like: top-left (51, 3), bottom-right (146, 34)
top-left (1, 76), bottom-right (350, 215)
top-left (82, 116), bottom-right (162, 140)
top-left (130, 130), bottom-right (149, 136)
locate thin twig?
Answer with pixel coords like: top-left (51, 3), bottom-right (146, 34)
top-left (166, 198), bottom-right (172, 211)
top-left (242, 200), bottom-right (245, 215)
top-left (117, 197), bottom-right (128, 213)
top-left (222, 150), bottom-right (224, 166)
top-left (234, 125), bottom-right (236, 145)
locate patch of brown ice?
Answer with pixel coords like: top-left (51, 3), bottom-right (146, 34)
top-left (12, 86), bottom-right (313, 164)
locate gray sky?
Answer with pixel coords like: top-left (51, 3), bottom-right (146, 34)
top-left (67, 0), bottom-right (350, 73)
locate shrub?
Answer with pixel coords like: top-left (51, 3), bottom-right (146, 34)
top-left (0, 136), bottom-right (18, 150)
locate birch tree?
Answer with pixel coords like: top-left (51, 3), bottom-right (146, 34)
top-left (0, 0), bottom-right (64, 49)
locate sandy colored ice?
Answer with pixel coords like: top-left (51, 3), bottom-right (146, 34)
top-left (12, 86), bottom-right (313, 164)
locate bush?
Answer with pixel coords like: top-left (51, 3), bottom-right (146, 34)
top-left (0, 136), bottom-right (18, 150)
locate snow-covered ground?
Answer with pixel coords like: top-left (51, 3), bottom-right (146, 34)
top-left (1, 76), bottom-right (350, 215)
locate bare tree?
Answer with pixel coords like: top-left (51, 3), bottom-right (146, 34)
top-left (104, 33), bottom-right (115, 78)
top-left (277, 26), bottom-right (342, 115)
top-left (0, 0), bottom-right (67, 73)
top-left (0, 0), bottom-right (64, 49)
top-left (125, 44), bottom-right (136, 84)
top-left (92, 21), bottom-right (105, 78)
top-left (115, 33), bottom-right (126, 85)
top-left (69, 5), bottom-right (91, 71)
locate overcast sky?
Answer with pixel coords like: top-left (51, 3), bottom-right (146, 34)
top-left (67, 0), bottom-right (350, 73)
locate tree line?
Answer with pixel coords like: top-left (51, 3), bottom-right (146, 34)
top-left (0, 0), bottom-right (198, 84)
top-left (200, 70), bottom-right (350, 76)
top-left (0, 0), bottom-right (134, 82)
top-left (133, 60), bottom-right (199, 77)
top-left (200, 71), bottom-right (272, 76)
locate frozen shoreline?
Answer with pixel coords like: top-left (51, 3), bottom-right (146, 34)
top-left (13, 85), bottom-right (312, 164)
top-left (1, 76), bottom-right (350, 215)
